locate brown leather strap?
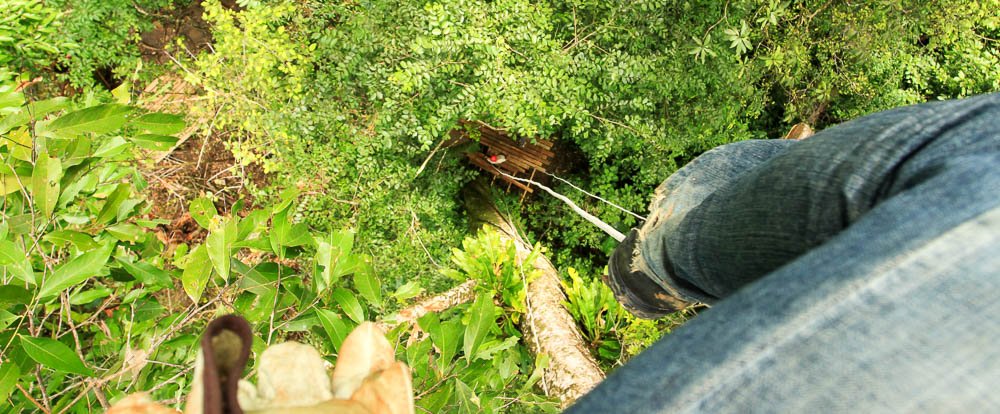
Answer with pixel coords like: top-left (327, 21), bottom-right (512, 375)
top-left (200, 315), bottom-right (253, 414)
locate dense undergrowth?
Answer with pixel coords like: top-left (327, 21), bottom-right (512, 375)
top-left (1, 0), bottom-right (998, 411)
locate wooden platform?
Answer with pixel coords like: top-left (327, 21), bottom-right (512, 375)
top-left (452, 120), bottom-right (556, 196)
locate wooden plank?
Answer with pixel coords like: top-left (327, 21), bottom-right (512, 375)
top-left (487, 136), bottom-right (553, 163)
top-left (466, 152), bottom-right (529, 177)
top-left (474, 152), bottom-right (529, 174)
top-left (484, 138), bottom-right (551, 171)
top-left (486, 134), bottom-right (555, 160)
top-left (467, 154), bottom-right (533, 193)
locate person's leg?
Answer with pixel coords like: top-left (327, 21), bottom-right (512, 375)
top-left (610, 93), bottom-right (1000, 317)
top-left (579, 93), bottom-right (1000, 412)
top-left (608, 139), bottom-right (795, 317)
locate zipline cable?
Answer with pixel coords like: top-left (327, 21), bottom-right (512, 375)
top-left (489, 165), bottom-right (627, 242)
top-left (538, 170), bottom-right (646, 222)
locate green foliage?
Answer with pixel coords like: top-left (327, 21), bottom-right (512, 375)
top-left (48, 0), bottom-right (177, 88)
top-left (561, 267), bottom-right (626, 363)
top-left (0, 77), bottom-right (190, 411)
top-left (0, 0), bottom-right (71, 75)
top-left (408, 229), bottom-right (558, 413)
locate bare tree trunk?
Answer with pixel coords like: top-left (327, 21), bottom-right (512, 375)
top-left (463, 180), bottom-right (605, 407)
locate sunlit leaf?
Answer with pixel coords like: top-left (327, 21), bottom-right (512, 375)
top-left (332, 288), bottom-right (365, 323)
top-left (181, 245), bottom-right (212, 303)
top-left (31, 152), bottom-right (61, 219)
top-left (48, 104), bottom-right (130, 136)
top-left (463, 293), bottom-right (495, 361)
top-left (189, 197), bottom-right (217, 229)
top-left (206, 216), bottom-right (237, 281)
top-left (316, 309), bottom-right (351, 352)
top-left (129, 134), bottom-right (179, 151)
top-left (38, 242), bottom-right (113, 300)
top-left (19, 336), bottom-right (93, 376)
top-left (0, 240), bottom-right (34, 284)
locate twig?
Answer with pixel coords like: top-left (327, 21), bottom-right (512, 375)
top-left (413, 138), bottom-right (446, 179)
top-left (17, 383), bottom-right (49, 413)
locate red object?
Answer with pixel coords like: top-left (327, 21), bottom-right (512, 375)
top-left (489, 155), bottom-right (498, 162)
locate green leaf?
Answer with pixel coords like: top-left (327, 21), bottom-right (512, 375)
top-left (38, 243), bottom-right (113, 300)
top-left (332, 288), bottom-right (365, 323)
top-left (116, 257), bottom-right (171, 287)
top-left (0, 309), bottom-right (18, 330)
top-left (0, 240), bottom-right (34, 284)
top-left (4, 127), bottom-right (32, 162)
top-left (0, 360), bottom-right (19, 401)
top-left (105, 223), bottom-right (144, 243)
top-left (419, 313), bottom-right (462, 370)
top-left (47, 104), bottom-right (130, 136)
top-left (353, 259), bottom-right (382, 308)
top-left (69, 287), bottom-right (112, 305)
top-left (315, 309), bottom-right (351, 352)
top-left (315, 231), bottom-right (357, 292)
top-left (0, 285), bottom-right (32, 306)
top-left (31, 151), bottom-right (61, 219)
top-left (19, 336), bottom-right (93, 376)
top-left (43, 230), bottom-right (99, 250)
top-left (181, 245), bottom-right (212, 303)
top-left (454, 379), bottom-right (480, 414)
top-left (129, 134), bottom-right (179, 151)
top-left (392, 281), bottom-right (424, 301)
top-left (206, 216), bottom-right (237, 281)
top-left (189, 197), bottom-right (217, 229)
top-left (95, 184), bottom-right (131, 224)
top-left (0, 89), bottom-right (24, 110)
top-left (0, 97), bottom-right (69, 135)
top-left (237, 209), bottom-right (269, 240)
top-left (131, 113), bottom-right (184, 135)
top-left (463, 293), bottom-right (495, 361)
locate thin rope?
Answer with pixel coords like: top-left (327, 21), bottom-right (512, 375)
top-left (489, 165), bottom-right (626, 242)
top-left (539, 170), bottom-right (646, 222)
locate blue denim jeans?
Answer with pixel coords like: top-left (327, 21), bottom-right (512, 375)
top-left (573, 93), bottom-right (1000, 412)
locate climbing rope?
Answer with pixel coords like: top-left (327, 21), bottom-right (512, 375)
top-left (489, 165), bottom-right (629, 242)
top-left (539, 170), bottom-right (646, 222)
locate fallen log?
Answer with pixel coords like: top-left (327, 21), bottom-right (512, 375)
top-left (462, 179), bottom-right (605, 406)
top-left (378, 279), bottom-right (478, 331)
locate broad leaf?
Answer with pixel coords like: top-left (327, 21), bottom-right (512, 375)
top-left (392, 281), bottom-right (424, 301)
top-left (69, 288), bottom-right (112, 305)
top-left (105, 223), bottom-right (144, 242)
top-left (116, 257), bottom-right (171, 287)
top-left (0, 359), bottom-right (19, 401)
top-left (47, 104), bottom-right (130, 136)
top-left (95, 184), bottom-right (131, 224)
top-left (38, 243), bottom-right (113, 300)
top-left (189, 197), bottom-right (217, 229)
top-left (315, 309), bottom-right (351, 352)
top-left (0, 240), bottom-right (34, 284)
top-left (419, 313), bottom-right (463, 372)
top-left (463, 293), bottom-right (495, 361)
top-left (0, 97), bottom-right (68, 135)
top-left (131, 113), bottom-right (185, 135)
top-left (43, 230), bottom-right (99, 250)
top-left (353, 260), bottom-right (382, 308)
top-left (181, 245), bottom-right (212, 303)
top-left (129, 134), bottom-right (179, 151)
top-left (0, 285), bottom-right (32, 306)
top-left (206, 217), bottom-right (237, 281)
top-left (454, 379), bottom-right (480, 414)
top-left (4, 127), bottom-right (32, 161)
top-left (31, 152), bottom-right (61, 219)
top-left (19, 336), bottom-right (93, 376)
top-left (332, 288), bottom-right (365, 323)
